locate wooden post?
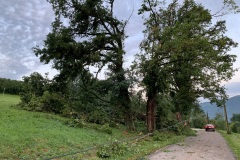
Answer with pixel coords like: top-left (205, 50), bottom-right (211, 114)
top-left (223, 103), bottom-right (230, 134)
top-left (2, 87), bottom-right (5, 97)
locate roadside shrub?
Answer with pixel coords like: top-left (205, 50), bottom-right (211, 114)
top-left (190, 117), bottom-right (206, 129)
top-left (97, 140), bottom-right (127, 158)
top-left (162, 120), bottom-right (196, 136)
top-left (230, 121), bottom-right (240, 133)
top-left (97, 144), bottom-right (111, 158)
top-left (152, 131), bottom-right (173, 141)
top-left (212, 113), bottom-right (226, 130)
top-left (212, 119), bottom-right (226, 130)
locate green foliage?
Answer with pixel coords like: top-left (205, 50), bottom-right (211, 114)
top-left (156, 95), bottom-right (175, 129)
top-left (229, 113), bottom-right (240, 133)
top-left (230, 121), bottom-right (240, 133)
top-left (97, 140), bottom-right (128, 158)
top-left (86, 107), bottom-right (110, 125)
top-left (1, 94), bottom-right (119, 159)
top-left (65, 118), bottom-right (86, 128)
top-left (231, 113), bottom-right (240, 122)
top-left (213, 113), bottom-right (226, 130)
top-left (25, 95), bottom-right (42, 111)
top-left (190, 105), bottom-right (207, 128)
top-left (1, 95), bottom-right (188, 159)
top-left (152, 131), bottom-right (175, 141)
top-left (34, 0), bottom-right (135, 131)
top-left (41, 91), bottom-right (66, 114)
top-left (136, 0), bottom-right (238, 132)
top-left (21, 72), bottom-right (47, 97)
top-left (91, 123), bottom-right (113, 135)
top-left (0, 78), bottom-right (23, 95)
top-left (219, 130), bottom-right (240, 160)
top-left (18, 72), bottom-right (67, 114)
top-left (19, 91), bottom-right (67, 114)
top-left (191, 117), bottom-right (206, 129)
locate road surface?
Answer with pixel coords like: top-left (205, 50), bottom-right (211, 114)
top-left (148, 129), bottom-right (236, 160)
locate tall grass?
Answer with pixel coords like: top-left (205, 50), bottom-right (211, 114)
top-left (0, 94), bottom-right (187, 159)
top-left (219, 130), bottom-right (240, 159)
top-left (0, 94), bottom-right (123, 159)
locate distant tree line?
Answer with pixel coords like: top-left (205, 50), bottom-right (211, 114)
top-left (18, 0), bottom-right (239, 133)
top-left (0, 78), bottom-right (23, 95)
top-left (230, 114), bottom-right (240, 133)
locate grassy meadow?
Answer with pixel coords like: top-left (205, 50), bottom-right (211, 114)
top-left (0, 94), bottom-right (185, 159)
top-left (219, 130), bottom-right (240, 160)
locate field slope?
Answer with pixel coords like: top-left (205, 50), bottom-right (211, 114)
top-left (0, 94), bottom-right (123, 159)
top-left (0, 94), bottom-right (185, 159)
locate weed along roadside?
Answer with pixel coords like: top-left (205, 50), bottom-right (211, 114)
top-left (219, 130), bottom-right (240, 160)
top-left (42, 131), bottom-right (188, 160)
top-left (0, 94), bottom-right (195, 160)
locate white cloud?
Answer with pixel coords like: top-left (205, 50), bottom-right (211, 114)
top-left (0, 0), bottom-right (54, 80)
top-left (0, 0), bottom-right (239, 89)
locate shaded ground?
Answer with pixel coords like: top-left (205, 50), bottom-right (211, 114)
top-left (148, 129), bottom-right (236, 160)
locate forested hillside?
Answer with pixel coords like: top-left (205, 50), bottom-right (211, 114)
top-left (0, 78), bottom-right (22, 95)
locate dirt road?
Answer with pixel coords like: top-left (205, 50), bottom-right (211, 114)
top-left (148, 129), bottom-right (236, 160)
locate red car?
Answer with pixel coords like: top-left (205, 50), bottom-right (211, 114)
top-left (204, 124), bottom-right (215, 132)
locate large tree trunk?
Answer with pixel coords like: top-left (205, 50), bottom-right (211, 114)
top-left (114, 48), bottom-right (135, 131)
top-left (146, 94), bottom-right (156, 133)
top-left (124, 101), bottom-right (135, 131)
top-left (119, 77), bottom-right (136, 132)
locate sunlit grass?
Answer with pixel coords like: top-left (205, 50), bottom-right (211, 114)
top-left (219, 130), bottom-right (240, 159)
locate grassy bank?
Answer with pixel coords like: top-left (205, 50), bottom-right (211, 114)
top-left (0, 94), bottom-right (186, 159)
top-left (219, 130), bottom-right (240, 160)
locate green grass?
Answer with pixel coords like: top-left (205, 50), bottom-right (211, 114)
top-left (219, 130), bottom-right (240, 160)
top-left (0, 94), bottom-right (186, 159)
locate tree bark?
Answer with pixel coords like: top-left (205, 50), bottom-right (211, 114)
top-left (114, 51), bottom-right (135, 131)
top-left (146, 95), bottom-right (156, 133)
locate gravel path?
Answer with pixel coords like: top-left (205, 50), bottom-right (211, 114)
top-left (148, 129), bottom-right (236, 160)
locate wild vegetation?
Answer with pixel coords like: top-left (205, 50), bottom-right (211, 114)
top-left (230, 113), bottom-right (240, 133)
top-left (29, 0), bottom-right (238, 133)
top-left (1, 0), bottom-right (238, 135)
top-left (219, 130), bottom-right (240, 160)
top-left (0, 78), bottom-right (22, 95)
top-left (1, 0), bottom-right (240, 159)
top-left (1, 94), bottom-right (193, 159)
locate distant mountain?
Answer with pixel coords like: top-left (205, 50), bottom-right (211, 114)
top-left (200, 95), bottom-right (240, 121)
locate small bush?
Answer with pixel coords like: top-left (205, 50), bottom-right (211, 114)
top-left (97, 140), bottom-right (127, 158)
top-left (190, 117), bottom-right (206, 129)
top-left (25, 96), bottom-right (42, 111)
top-left (65, 118), bottom-right (86, 128)
top-left (97, 144), bottom-right (111, 158)
top-left (87, 109), bottom-right (109, 125)
top-left (100, 124), bottom-right (113, 134)
top-left (230, 121), bottom-right (240, 133)
top-left (152, 131), bottom-right (173, 141)
top-left (40, 91), bottom-right (66, 114)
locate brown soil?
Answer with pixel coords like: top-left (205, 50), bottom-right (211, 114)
top-left (148, 129), bottom-right (236, 160)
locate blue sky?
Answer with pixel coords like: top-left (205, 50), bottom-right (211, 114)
top-left (0, 0), bottom-right (239, 95)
